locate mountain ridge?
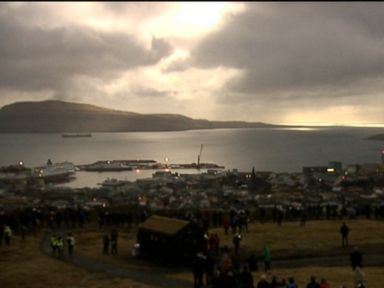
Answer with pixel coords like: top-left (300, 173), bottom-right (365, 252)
top-left (0, 100), bottom-right (272, 133)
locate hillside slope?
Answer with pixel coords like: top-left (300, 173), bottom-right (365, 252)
top-left (0, 100), bottom-right (271, 132)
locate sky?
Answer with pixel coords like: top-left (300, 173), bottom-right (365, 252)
top-left (1, 2), bottom-right (384, 125)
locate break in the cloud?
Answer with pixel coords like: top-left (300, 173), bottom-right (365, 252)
top-left (1, 2), bottom-right (384, 124)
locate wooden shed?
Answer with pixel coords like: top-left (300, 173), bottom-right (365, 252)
top-left (137, 215), bottom-right (205, 262)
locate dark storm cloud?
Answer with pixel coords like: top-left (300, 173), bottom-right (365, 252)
top-left (0, 3), bottom-right (173, 93)
top-left (190, 2), bottom-right (384, 102)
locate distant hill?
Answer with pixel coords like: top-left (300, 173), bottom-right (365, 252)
top-left (365, 134), bottom-right (384, 141)
top-left (0, 100), bottom-right (275, 133)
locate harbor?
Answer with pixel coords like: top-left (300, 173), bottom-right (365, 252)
top-left (77, 159), bottom-right (224, 172)
top-left (1, 155), bottom-right (384, 219)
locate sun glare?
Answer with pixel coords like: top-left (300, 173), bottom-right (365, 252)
top-left (146, 2), bottom-right (245, 39)
top-left (174, 2), bottom-right (233, 31)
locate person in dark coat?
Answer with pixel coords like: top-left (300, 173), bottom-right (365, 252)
top-left (233, 233), bottom-right (241, 256)
top-left (306, 276), bottom-right (320, 288)
top-left (221, 271), bottom-right (238, 288)
top-left (287, 277), bottom-right (298, 288)
top-left (340, 222), bottom-right (349, 247)
top-left (248, 252), bottom-right (258, 272)
top-left (238, 265), bottom-right (254, 288)
top-left (350, 246), bottom-right (363, 270)
top-left (102, 233), bottom-right (110, 255)
top-left (110, 228), bottom-right (118, 254)
top-left (205, 253), bottom-right (215, 285)
top-left (192, 251), bottom-right (206, 288)
top-left (257, 274), bottom-right (270, 288)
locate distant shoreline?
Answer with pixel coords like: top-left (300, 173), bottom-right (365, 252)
top-left (0, 125), bottom-right (380, 134)
top-left (366, 134), bottom-right (384, 141)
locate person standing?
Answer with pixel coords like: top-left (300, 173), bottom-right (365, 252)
top-left (263, 245), bottom-right (271, 271)
top-left (350, 246), bottom-right (363, 270)
top-left (102, 233), bottom-right (110, 255)
top-left (319, 278), bottom-right (330, 288)
top-left (4, 225), bottom-right (12, 245)
top-left (306, 276), bottom-right (320, 288)
top-left (110, 228), bottom-right (118, 255)
top-left (233, 233), bottom-right (242, 256)
top-left (67, 233), bottom-right (75, 256)
top-left (192, 251), bottom-right (206, 288)
top-left (287, 277), bottom-right (298, 288)
top-left (50, 234), bottom-right (58, 255)
top-left (205, 253), bottom-right (214, 285)
top-left (257, 274), bottom-right (270, 288)
top-left (21, 225), bottom-right (27, 241)
top-left (354, 267), bottom-right (366, 288)
top-left (340, 222), bottom-right (349, 247)
top-left (223, 217), bottom-right (230, 235)
top-left (238, 265), bottom-right (254, 288)
top-left (57, 236), bottom-right (64, 257)
top-left (0, 224), bottom-right (4, 246)
top-left (248, 252), bottom-right (258, 272)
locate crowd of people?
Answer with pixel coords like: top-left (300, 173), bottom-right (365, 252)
top-left (192, 251), bottom-right (367, 288)
top-left (0, 206), bottom-right (373, 288)
top-left (49, 232), bottom-right (75, 257)
top-left (192, 253), bottom-right (367, 288)
top-left (189, 210), bottom-right (368, 288)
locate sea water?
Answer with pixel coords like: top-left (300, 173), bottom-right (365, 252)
top-left (0, 127), bottom-right (383, 188)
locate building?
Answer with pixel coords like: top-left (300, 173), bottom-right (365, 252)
top-left (303, 166), bottom-right (328, 175)
top-left (137, 215), bottom-right (205, 262)
top-left (328, 161), bottom-right (343, 173)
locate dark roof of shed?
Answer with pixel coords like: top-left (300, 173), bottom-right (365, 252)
top-left (138, 215), bottom-right (190, 236)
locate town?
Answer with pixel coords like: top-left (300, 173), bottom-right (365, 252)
top-left (1, 158), bottom-right (384, 221)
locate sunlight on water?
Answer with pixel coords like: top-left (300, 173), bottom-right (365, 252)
top-left (272, 127), bottom-right (319, 131)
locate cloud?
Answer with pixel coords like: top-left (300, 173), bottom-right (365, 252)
top-left (129, 86), bottom-right (176, 98)
top-left (102, 2), bottom-right (173, 18)
top-left (0, 4), bottom-right (173, 94)
top-left (189, 2), bottom-right (384, 103)
top-left (2, 2), bottom-right (384, 124)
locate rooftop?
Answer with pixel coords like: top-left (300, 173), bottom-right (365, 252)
top-left (138, 215), bottom-right (190, 236)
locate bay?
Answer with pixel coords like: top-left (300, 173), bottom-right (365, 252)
top-left (0, 127), bottom-right (383, 188)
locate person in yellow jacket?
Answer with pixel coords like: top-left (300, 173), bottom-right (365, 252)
top-left (4, 225), bottom-right (12, 245)
top-left (50, 234), bottom-right (58, 255)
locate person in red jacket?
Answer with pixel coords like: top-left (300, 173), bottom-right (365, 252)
top-left (319, 278), bottom-right (330, 288)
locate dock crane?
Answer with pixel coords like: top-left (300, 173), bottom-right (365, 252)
top-left (197, 144), bottom-right (203, 169)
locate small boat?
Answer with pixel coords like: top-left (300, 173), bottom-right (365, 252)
top-left (62, 133), bottom-right (92, 138)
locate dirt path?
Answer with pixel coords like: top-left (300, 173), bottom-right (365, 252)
top-left (40, 231), bottom-right (191, 288)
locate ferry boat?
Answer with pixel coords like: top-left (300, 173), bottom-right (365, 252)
top-left (62, 133), bottom-right (92, 138)
top-left (32, 161), bottom-right (77, 180)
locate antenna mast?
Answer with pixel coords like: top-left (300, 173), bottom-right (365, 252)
top-left (197, 144), bottom-right (203, 169)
